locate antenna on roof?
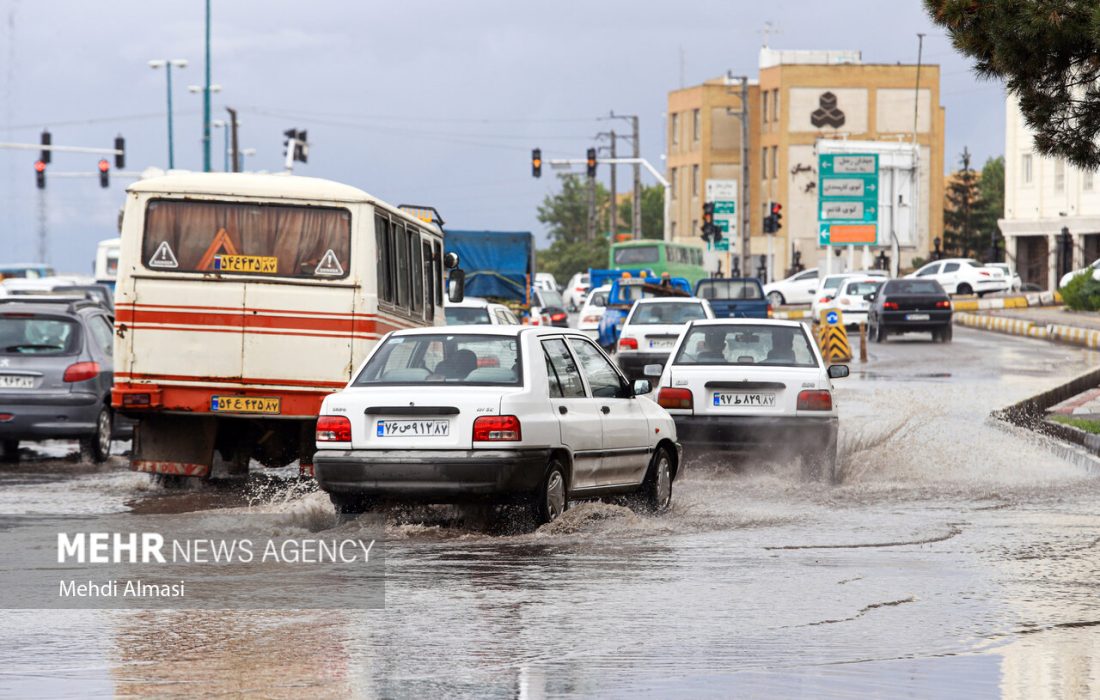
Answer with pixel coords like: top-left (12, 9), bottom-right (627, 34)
top-left (760, 21), bottom-right (781, 49)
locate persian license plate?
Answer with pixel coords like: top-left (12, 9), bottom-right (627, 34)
top-left (376, 419), bottom-right (450, 437)
top-left (713, 392), bottom-right (776, 407)
top-left (906, 313), bottom-right (930, 321)
top-left (648, 338), bottom-right (675, 349)
top-left (0, 375), bottom-right (34, 389)
top-left (214, 254), bottom-right (278, 274)
top-left (210, 396), bottom-right (281, 414)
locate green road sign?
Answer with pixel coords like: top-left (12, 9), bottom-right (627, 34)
top-left (713, 238), bottom-right (729, 251)
top-left (714, 201), bottom-right (735, 215)
top-left (818, 152), bottom-right (879, 246)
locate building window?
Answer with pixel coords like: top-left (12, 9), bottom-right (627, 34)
top-left (771, 146), bottom-right (778, 180)
top-left (1055, 160), bottom-right (1065, 191)
top-left (691, 219), bottom-right (698, 235)
top-left (692, 109), bottom-right (700, 141)
top-left (671, 113), bottom-right (679, 147)
top-left (773, 89), bottom-right (780, 122)
top-left (761, 147), bottom-right (768, 179)
top-left (1022, 153), bottom-right (1033, 185)
top-left (762, 91), bottom-right (769, 125)
top-left (670, 221), bottom-right (677, 238)
top-left (691, 164), bottom-right (699, 196)
top-left (670, 167), bottom-right (677, 199)
top-left (1086, 169), bottom-right (1095, 191)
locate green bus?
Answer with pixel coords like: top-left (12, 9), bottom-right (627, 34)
top-left (609, 240), bottom-right (707, 285)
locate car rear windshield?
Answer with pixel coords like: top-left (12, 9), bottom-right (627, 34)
top-left (142, 199), bottom-right (352, 279)
top-left (842, 281), bottom-right (882, 296)
top-left (614, 245), bottom-right (660, 264)
top-left (630, 302), bottom-right (707, 325)
top-left (0, 315), bottom-right (80, 355)
top-left (673, 324), bottom-right (819, 367)
top-left (445, 307), bottom-right (491, 325)
top-left (586, 290), bottom-right (608, 307)
top-left (822, 275), bottom-right (850, 291)
top-left (885, 280), bottom-right (942, 295)
top-left (354, 334), bottom-right (521, 386)
top-left (696, 280), bottom-right (763, 300)
top-left (537, 289), bottom-right (565, 308)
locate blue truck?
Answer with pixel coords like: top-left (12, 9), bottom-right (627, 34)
top-left (694, 277), bottom-right (770, 318)
top-left (597, 276), bottom-right (692, 351)
top-left (444, 229), bottom-right (535, 308)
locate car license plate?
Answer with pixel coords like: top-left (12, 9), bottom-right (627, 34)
top-left (906, 313), bottom-right (930, 321)
top-left (713, 392), bottom-right (776, 407)
top-left (376, 420), bottom-right (450, 437)
top-left (0, 375), bottom-right (34, 389)
top-left (649, 338), bottom-right (675, 349)
top-left (210, 396), bottom-right (281, 414)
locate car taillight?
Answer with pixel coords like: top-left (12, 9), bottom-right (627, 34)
top-left (551, 312), bottom-right (567, 322)
top-left (657, 387), bottom-right (693, 409)
top-left (797, 390), bottom-right (833, 411)
top-left (316, 415), bottom-right (352, 442)
top-left (819, 296), bottom-right (832, 303)
top-left (979, 271), bottom-right (990, 277)
top-left (883, 301), bottom-right (899, 310)
top-left (62, 362), bottom-right (100, 383)
top-left (767, 304), bottom-right (774, 318)
top-left (582, 314), bottom-right (601, 324)
top-left (936, 300), bottom-right (951, 309)
top-left (473, 415), bottom-right (521, 441)
top-left (619, 337), bottom-right (638, 350)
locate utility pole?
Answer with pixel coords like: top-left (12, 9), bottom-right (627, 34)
top-left (725, 73), bottom-right (751, 277)
top-left (586, 174), bottom-right (597, 241)
top-left (607, 112), bottom-right (641, 239)
top-left (226, 107), bottom-right (240, 172)
top-left (36, 189), bottom-right (47, 263)
top-left (202, 0), bottom-right (212, 172)
top-left (609, 130), bottom-right (617, 237)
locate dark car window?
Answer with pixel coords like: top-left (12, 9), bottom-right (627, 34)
top-left (354, 334), bottom-right (520, 386)
top-left (696, 280), bottom-right (763, 300)
top-left (0, 315), bottom-right (81, 355)
top-left (543, 338), bottom-right (586, 398)
top-left (569, 338), bottom-right (627, 398)
top-left (88, 315), bottom-right (114, 356)
top-left (630, 302), bottom-right (707, 325)
top-left (884, 280), bottom-right (944, 295)
top-left (942, 262), bottom-right (960, 273)
top-left (445, 307), bottom-right (491, 325)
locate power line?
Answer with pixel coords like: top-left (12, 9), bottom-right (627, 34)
top-left (237, 105), bottom-right (601, 125)
top-left (0, 110), bottom-right (202, 131)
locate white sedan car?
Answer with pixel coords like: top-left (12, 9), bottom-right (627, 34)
top-left (647, 319), bottom-right (847, 481)
top-left (1059, 258), bottom-right (1100, 289)
top-left (577, 284), bottom-right (610, 340)
top-left (562, 272), bottom-right (591, 311)
top-left (908, 258), bottom-right (1009, 296)
top-left (314, 326), bottom-right (681, 523)
top-left (819, 277), bottom-right (883, 327)
top-left (444, 297), bottom-right (520, 325)
top-left (616, 297), bottom-right (713, 381)
top-left (763, 267), bottom-right (820, 307)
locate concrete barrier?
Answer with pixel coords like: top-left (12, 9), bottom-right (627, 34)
top-left (954, 311), bottom-right (1100, 348)
top-left (951, 291), bottom-right (1062, 312)
top-left (772, 308), bottom-right (811, 320)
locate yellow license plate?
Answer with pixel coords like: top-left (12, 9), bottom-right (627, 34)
top-left (211, 396), bottom-right (281, 414)
top-left (215, 254), bottom-right (278, 273)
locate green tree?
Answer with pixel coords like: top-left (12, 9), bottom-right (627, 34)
top-left (944, 148), bottom-right (981, 257)
top-left (974, 156), bottom-right (1005, 261)
top-left (926, 0), bottom-right (1100, 168)
top-left (618, 184), bottom-right (666, 240)
top-left (536, 174), bottom-right (611, 281)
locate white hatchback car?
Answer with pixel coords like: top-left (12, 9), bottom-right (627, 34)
top-left (314, 326), bottom-right (681, 523)
top-left (444, 297), bottom-right (520, 326)
top-left (616, 297), bottom-right (714, 381)
top-left (562, 272), bottom-right (591, 311)
top-left (577, 284), bottom-right (611, 340)
top-left (647, 319), bottom-right (847, 481)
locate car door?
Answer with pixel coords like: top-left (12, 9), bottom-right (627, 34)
top-left (940, 261), bottom-right (961, 293)
top-left (789, 270), bottom-right (820, 304)
top-left (568, 337), bottom-right (650, 487)
top-left (85, 312), bottom-right (117, 400)
top-left (542, 337), bottom-right (604, 489)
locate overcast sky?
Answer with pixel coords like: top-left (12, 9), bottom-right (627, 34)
top-left (0, 0), bottom-right (1003, 274)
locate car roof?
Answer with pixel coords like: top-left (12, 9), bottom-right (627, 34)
top-left (687, 318), bottom-right (805, 329)
top-left (632, 296), bottom-right (703, 305)
top-left (388, 325), bottom-right (586, 340)
top-left (0, 298), bottom-right (97, 316)
top-left (443, 296), bottom-right (491, 308)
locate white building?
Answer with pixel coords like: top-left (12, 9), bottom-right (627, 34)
top-left (1000, 92), bottom-right (1100, 290)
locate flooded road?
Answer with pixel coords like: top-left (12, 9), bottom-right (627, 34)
top-left (2, 327), bottom-right (1100, 698)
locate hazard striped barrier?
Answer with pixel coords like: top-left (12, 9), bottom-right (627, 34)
top-left (772, 309), bottom-right (812, 320)
top-left (953, 311), bottom-right (1100, 348)
top-left (950, 291), bottom-right (1062, 312)
top-left (815, 309), bottom-right (852, 362)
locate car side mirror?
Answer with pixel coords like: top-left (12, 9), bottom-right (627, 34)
top-left (643, 363), bottom-right (663, 378)
top-left (864, 293), bottom-right (876, 301)
top-left (447, 269), bottom-right (465, 303)
top-left (632, 379), bottom-right (651, 396)
top-left (828, 364), bottom-right (850, 379)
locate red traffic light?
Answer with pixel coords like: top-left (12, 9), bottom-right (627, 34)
top-left (770, 202), bottom-right (782, 215)
top-left (34, 160), bottom-right (46, 173)
top-left (98, 159), bottom-right (110, 173)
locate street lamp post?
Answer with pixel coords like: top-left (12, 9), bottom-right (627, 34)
top-left (148, 59), bottom-right (188, 169)
top-left (211, 120), bottom-right (228, 171)
top-left (203, 0), bottom-right (212, 172)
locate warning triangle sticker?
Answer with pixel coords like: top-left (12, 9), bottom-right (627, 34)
top-left (197, 228), bottom-right (240, 270)
top-left (148, 241), bottom-right (179, 269)
top-left (314, 249), bottom-right (344, 276)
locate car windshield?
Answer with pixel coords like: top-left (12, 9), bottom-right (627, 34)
top-left (614, 245), bottom-right (660, 264)
top-left (0, 315), bottom-right (81, 355)
top-left (538, 289), bottom-right (564, 308)
top-left (842, 281), bottom-right (882, 296)
top-left (630, 302), bottom-right (707, 325)
top-left (354, 334), bottom-right (521, 386)
top-left (444, 307), bottom-right (491, 325)
top-left (886, 280), bottom-right (942, 294)
top-left (696, 280), bottom-right (763, 300)
top-left (674, 325), bottom-right (819, 367)
top-left (822, 275), bottom-right (851, 291)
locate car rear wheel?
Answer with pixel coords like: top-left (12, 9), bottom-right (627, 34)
top-left (80, 407), bottom-right (112, 464)
top-left (957, 283), bottom-right (973, 296)
top-left (638, 447), bottom-right (673, 514)
top-left (936, 325), bottom-right (953, 343)
top-left (329, 492), bottom-right (378, 516)
top-left (1, 440), bottom-right (18, 462)
top-left (767, 291), bottom-right (785, 308)
top-left (532, 459), bottom-right (568, 526)
top-left (801, 437), bottom-right (838, 483)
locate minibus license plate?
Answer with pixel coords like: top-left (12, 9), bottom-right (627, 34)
top-left (377, 420), bottom-right (450, 437)
top-left (906, 313), bottom-right (930, 321)
top-left (0, 375), bottom-right (34, 389)
top-left (713, 392), bottom-right (776, 407)
top-left (211, 396), bottom-right (281, 414)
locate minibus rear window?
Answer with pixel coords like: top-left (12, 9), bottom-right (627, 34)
top-left (142, 199), bottom-right (351, 279)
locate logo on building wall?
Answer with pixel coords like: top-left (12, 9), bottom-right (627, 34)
top-left (811, 92), bottom-right (845, 129)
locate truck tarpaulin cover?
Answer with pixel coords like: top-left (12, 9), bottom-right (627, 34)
top-left (444, 230), bottom-right (534, 302)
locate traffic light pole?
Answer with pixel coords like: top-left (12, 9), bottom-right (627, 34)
top-left (0, 142), bottom-right (123, 157)
top-left (546, 156), bottom-right (670, 241)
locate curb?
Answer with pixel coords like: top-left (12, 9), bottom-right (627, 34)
top-left (954, 311), bottom-right (1100, 349)
top-left (993, 365), bottom-right (1100, 469)
top-left (950, 291), bottom-right (1062, 312)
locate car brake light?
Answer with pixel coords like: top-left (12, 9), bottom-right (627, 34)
top-left (767, 304), bottom-right (774, 318)
top-left (62, 361), bottom-right (100, 383)
top-left (797, 390), bottom-right (833, 411)
top-left (883, 301), bottom-right (899, 310)
top-left (473, 415), bottom-right (521, 441)
top-left (619, 337), bottom-right (638, 350)
top-left (582, 314), bottom-right (601, 324)
top-left (936, 300), bottom-right (951, 309)
top-left (979, 271), bottom-right (990, 277)
top-left (316, 415), bottom-right (352, 442)
top-left (819, 296), bottom-right (832, 303)
top-left (551, 312), bottom-right (567, 322)
top-left (0, 413), bottom-right (12, 422)
top-left (657, 387), bottom-right (693, 409)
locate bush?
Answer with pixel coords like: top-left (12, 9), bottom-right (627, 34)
top-left (1059, 271), bottom-right (1100, 311)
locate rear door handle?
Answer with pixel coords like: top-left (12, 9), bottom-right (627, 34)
top-left (601, 406), bottom-right (610, 414)
top-left (559, 406), bottom-right (568, 415)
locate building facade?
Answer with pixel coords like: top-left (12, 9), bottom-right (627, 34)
top-left (1000, 93), bottom-right (1100, 290)
top-left (667, 48), bottom-right (945, 279)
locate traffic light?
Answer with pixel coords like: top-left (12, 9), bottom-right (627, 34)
top-left (294, 130), bottom-right (308, 163)
top-left (770, 202), bottom-right (783, 232)
top-left (531, 148), bottom-right (542, 178)
top-left (40, 130), bottom-right (51, 164)
top-left (98, 159), bottom-right (109, 188)
top-left (114, 136), bottom-right (126, 169)
top-left (701, 202), bottom-right (715, 242)
top-left (763, 206), bottom-right (775, 234)
top-left (34, 160), bottom-right (46, 189)
top-left (283, 129), bottom-right (298, 160)
top-left (586, 148), bottom-right (597, 178)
